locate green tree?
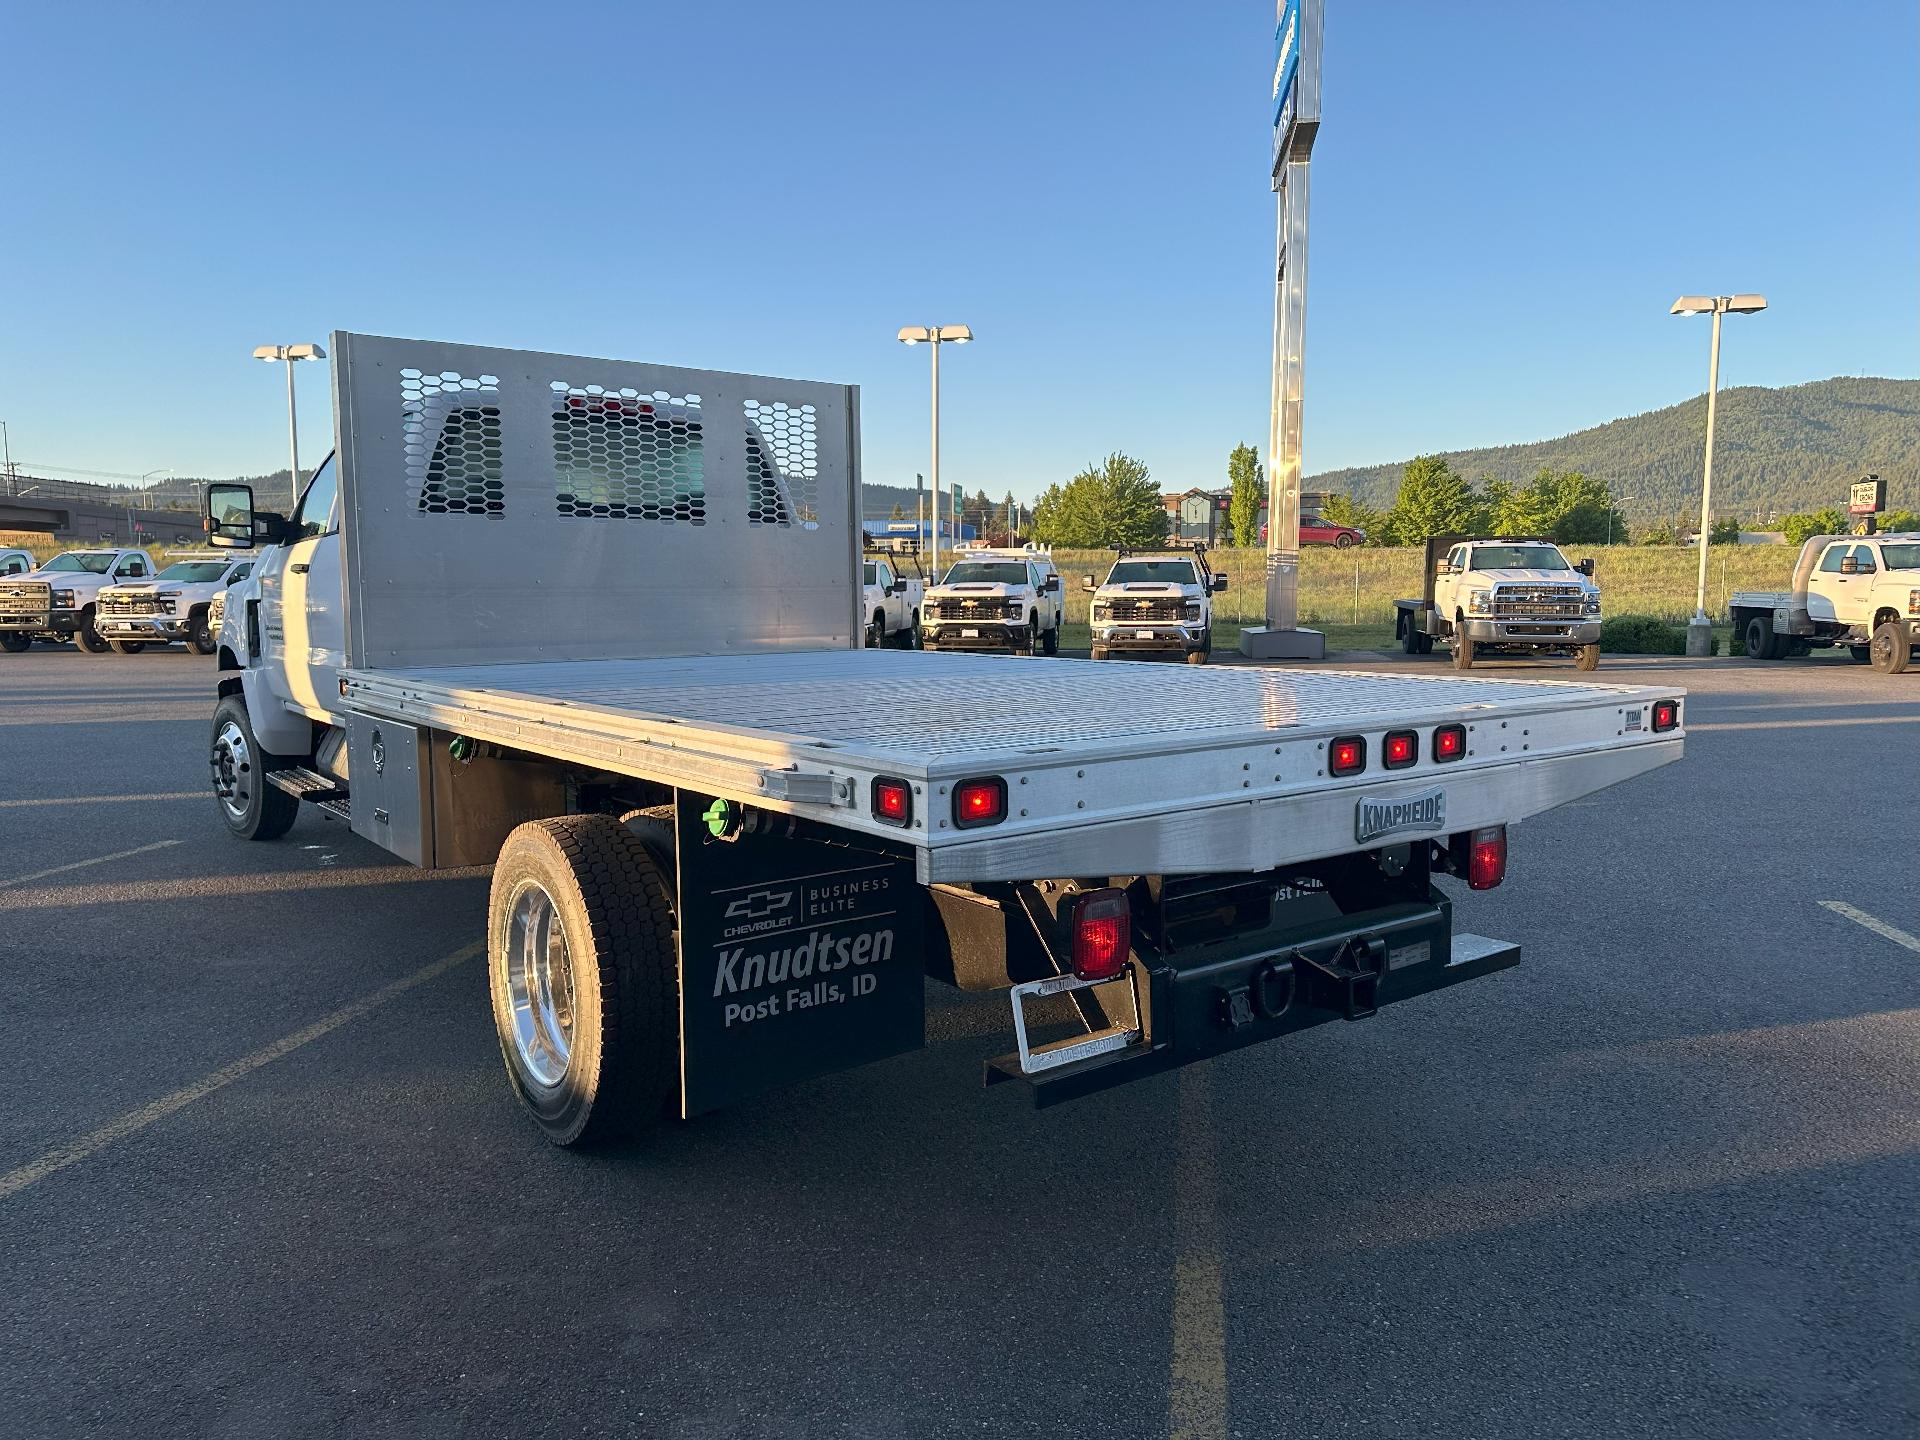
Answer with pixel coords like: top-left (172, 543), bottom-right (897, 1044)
top-left (1226, 444), bottom-right (1262, 547)
top-left (1875, 508), bottom-right (1919, 532)
top-left (1383, 455), bottom-right (1478, 544)
top-left (889, 502), bottom-right (905, 520)
top-left (1707, 515), bottom-right (1741, 545)
top-left (1781, 508), bottom-right (1847, 544)
top-left (1030, 453), bottom-right (1167, 548)
top-left (1484, 468), bottom-right (1624, 544)
top-left (1317, 492), bottom-right (1383, 542)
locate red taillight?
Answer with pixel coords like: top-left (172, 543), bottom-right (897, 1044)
top-left (872, 776), bottom-right (912, 826)
top-left (1383, 730), bottom-right (1417, 770)
top-left (1468, 825), bottom-right (1507, 890)
top-left (1329, 736), bottom-right (1366, 776)
top-left (1432, 724), bottom-right (1466, 762)
top-left (1071, 888), bottom-right (1131, 981)
top-left (952, 776), bottom-right (1007, 828)
top-left (1651, 700), bottom-right (1680, 733)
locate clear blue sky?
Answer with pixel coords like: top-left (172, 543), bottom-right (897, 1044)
top-left (3, 0), bottom-right (1914, 501)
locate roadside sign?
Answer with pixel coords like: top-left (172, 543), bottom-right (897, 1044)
top-left (1848, 476), bottom-right (1885, 516)
top-left (1271, 0), bottom-right (1300, 127)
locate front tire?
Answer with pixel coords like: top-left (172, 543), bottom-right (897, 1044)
top-left (865, 611), bottom-right (883, 648)
top-left (489, 815), bottom-right (680, 1147)
top-left (188, 610), bottom-right (217, 655)
top-left (1334, 532), bottom-right (1355, 549)
top-left (0, 633), bottom-right (28, 654)
top-left (1574, 642), bottom-right (1600, 671)
top-left (108, 639), bottom-right (146, 655)
top-left (1869, 620), bottom-right (1911, 675)
top-left (1185, 646), bottom-right (1208, 665)
top-left (1452, 631), bottom-right (1476, 670)
top-left (1040, 622), bottom-right (1059, 656)
top-left (1090, 645), bottom-right (1109, 661)
top-left (209, 694), bottom-right (300, 840)
top-left (73, 609), bottom-right (110, 653)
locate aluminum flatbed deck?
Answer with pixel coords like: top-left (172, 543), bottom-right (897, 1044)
top-left (342, 650), bottom-right (1684, 883)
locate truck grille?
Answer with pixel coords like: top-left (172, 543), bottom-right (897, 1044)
top-left (1492, 585), bottom-right (1584, 619)
top-left (1106, 597), bottom-right (1186, 621)
top-left (0, 582), bottom-right (49, 616)
top-left (99, 593), bottom-right (177, 617)
top-left (931, 599), bottom-right (1018, 621)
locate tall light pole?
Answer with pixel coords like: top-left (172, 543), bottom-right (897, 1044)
top-left (0, 420), bottom-right (14, 495)
top-left (1670, 295), bottom-right (1766, 656)
top-left (896, 326), bottom-right (971, 579)
top-left (253, 342), bottom-right (327, 510)
top-left (1609, 494), bottom-right (1635, 548)
top-left (134, 468), bottom-right (170, 546)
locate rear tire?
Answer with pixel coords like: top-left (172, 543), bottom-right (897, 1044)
top-left (1743, 614), bottom-right (1777, 661)
top-left (1870, 620), bottom-right (1911, 675)
top-left (488, 815), bottom-right (681, 1147)
top-left (209, 694), bottom-right (300, 841)
top-left (1400, 617), bottom-right (1422, 655)
top-left (1848, 644), bottom-right (1871, 664)
top-left (1574, 643), bottom-right (1600, 671)
top-left (108, 639), bottom-right (146, 654)
top-left (0, 633), bottom-right (28, 654)
top-left (74, 610), bottom-right (110, 653)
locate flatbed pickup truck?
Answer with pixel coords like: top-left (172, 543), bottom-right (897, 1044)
top-left (202, 333), bottom-right (1685, 1148)
top-left (1730, 532), bottom-right (1920, 674)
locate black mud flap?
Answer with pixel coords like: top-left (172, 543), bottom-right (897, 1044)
top-left (674, 793), bottom-right (924, 1118)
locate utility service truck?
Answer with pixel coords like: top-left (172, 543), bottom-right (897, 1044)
top-left (95, 552), bottom-right (254, 654)
top-left (1396, 537), bottom-right (1603, 671)
top-left (860, 546), bottom-right (925, 648)
top-left (920, 546), bottom-right (1064, 655)
top-left (203, 333), bottom-right (1686, 1149)
top-left (1730, 532), bottom-right (1920, 675)
top-left (1083, 547), bottom-right (1228, 663)
top-left (0, 548), bottom-right (156, 654)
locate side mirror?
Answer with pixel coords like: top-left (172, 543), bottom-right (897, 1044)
top-left (205, 483), bottom-right (258, 549)
top-left (1045, 575), bottom-right (1061, 593)
top-left (1081, 574), bottom-right (1097, 593)
top-left (1211, 575), bottom-right (1228, 592)
top-left (1435, 560), bottom-right (1452, 576)
top-left (1839, 556), bottom-right (1859, 575)
top-left (1576, 558), bottom-right (1595, 577)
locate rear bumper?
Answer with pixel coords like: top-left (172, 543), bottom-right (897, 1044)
top-left (1462, 617), bottom-right (1601, 644)
top-left (987, 899), bottom-right (1519, 1107)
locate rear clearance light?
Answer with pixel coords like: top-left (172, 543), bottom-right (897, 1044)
top-left (1070, 888), bottom-right (1131, 981)
top-left (1468, 825), bottom-right (1508, 890)
top-left (952, 776), bottom-right (1007, 829)
top-left (1383, 730), bottom-right (1417, 770)
top-left (871, 777), bottom-right (912, 827)
top-left (1329, 736), bottom-right (1366, 777)
top-left (1432, 724), bottom-right (1467, 762)
top-left (1651, 700), bottom-right (1680, 733)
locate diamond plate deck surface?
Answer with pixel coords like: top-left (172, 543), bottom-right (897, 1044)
top-left (354, 651), bottom-right (1645, 764)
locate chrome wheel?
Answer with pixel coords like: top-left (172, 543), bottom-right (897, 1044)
top-left (502, 881), bottom-right (576, 1089)
top-left (210, 718), bottom-right (253, 821)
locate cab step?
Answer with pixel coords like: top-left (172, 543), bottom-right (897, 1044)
top-left (266, 765), bottom-right (346, 802)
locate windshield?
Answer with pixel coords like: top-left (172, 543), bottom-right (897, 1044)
top-left (943, 562), bottom-right (1027, 586)
top-left (1880, 544), bottom-right (1920, 570)
top-left (1470, 545), bottom-right (1570, 572)
top-left (41, 553), bottom-right (116, 574)
top-left (155, 562), bottom-right (230, 584)
top-left (1108, 560), bottom-right (1198, 585)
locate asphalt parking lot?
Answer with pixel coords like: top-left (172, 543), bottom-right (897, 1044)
top-left (1, 645), bottom-right (1914, 1439)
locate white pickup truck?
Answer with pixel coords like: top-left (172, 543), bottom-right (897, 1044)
top-left (200, 332), bottom-right (1685, 1150)
top-left (861, 550), bottom-right (925, 648)
top-left (1396, 537), bottom-right (1604, 671)
top-left (1083, 548), bottom-right (1228, 663)
top-left (94, 553), bottom-right (254, 654)
top-left (0, 548), bottom-right (33, 578)
top-left (1731, 532), bottom-right (1920, 674)
top-left (921, 547), bottom-right (1064, 655)
top-left (0, 548), bottom-right (157, 654)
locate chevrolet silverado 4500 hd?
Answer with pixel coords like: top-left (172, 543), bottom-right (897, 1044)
top-left (1396, 537), bottom-right (1604, 671)
top-left (95, 552), bottom-right (254, 654)
top-left (204, 334), bottom-right (1685, 1147)
top-left (1730, 532), bottom-right (1920, 675)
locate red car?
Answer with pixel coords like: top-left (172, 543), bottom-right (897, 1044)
top-left (1259, 516), bottom-right (1366, 548)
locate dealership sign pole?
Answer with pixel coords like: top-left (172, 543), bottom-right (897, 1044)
top-left (1242, 0), bottom-right (1326, 660)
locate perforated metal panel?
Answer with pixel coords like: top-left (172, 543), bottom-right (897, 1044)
top-left (333, 333), bottom-right (859, 668)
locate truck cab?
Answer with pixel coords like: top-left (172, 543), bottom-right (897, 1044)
top-left (0, 548), bottom-right (34, 578)
top-left (95, 552), bottom-right (254, 654)
top-left (922, 547), bottom-right (1064, 656)
top-left (1398, 537), bottom-right (1602, 671)
top-left (861, 550), bottom-right (925, 648)
top-left (1084, 548), bottom-right (1227, 663)
top-left (0, 547), bottom-right (156, 654)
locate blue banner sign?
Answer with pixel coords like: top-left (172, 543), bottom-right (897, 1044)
top-left (1272, 0), bottom-right (1300, 127)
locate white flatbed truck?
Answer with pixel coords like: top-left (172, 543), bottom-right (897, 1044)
top-left (202, 333), bottom-right (1686, 1147)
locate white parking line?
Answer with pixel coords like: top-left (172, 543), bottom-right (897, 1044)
top-left (0, 839), bottom-right (182, 888)
top-left (0, 792), bottom-right (202, 809)
top-left (1819, 901), bottom-right (1920, 956)
top-left (0, 942), bottom-right (482, 1202)
top-left (1169, 1066), bottom-right (1227, 1440)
